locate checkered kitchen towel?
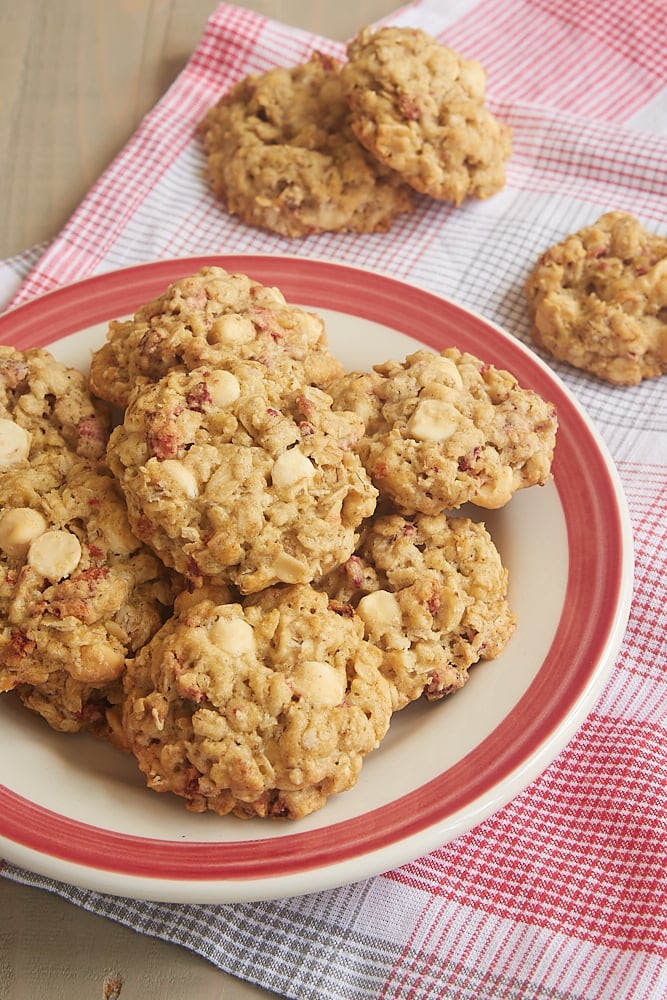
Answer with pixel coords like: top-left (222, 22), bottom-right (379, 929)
top-left (1, 1), bottom-right (666, 997)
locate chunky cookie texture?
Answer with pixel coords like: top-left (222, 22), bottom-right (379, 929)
top-left (107, 364), bottom-right (378, 592)
top-left (89, 266), bottom-right (344, 410)
top-left (198, 52), bottom-right (414, 237)
top-left (1, 264), bottom-right (561, 820)
top-left (318, 512), bottom-right (515, 710)
top-left (123, 584), bottom-right (393, 819)
top-left (16, 672), bottom-right (126, 745)
top-left (0, 458), bottom-right (177, 695)
top-left (328, 348), bottom-right (557, 513)
top-left (525, 211), bottom-right (667, 385)
top-left (341, 26), bottom-right (512, 204)
top-left (0, 346), bottom-right (110, 465)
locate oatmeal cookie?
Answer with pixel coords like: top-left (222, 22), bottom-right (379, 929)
top-left (328, 348), bottom-right (557, 512)
top-left (0, 458), bottom-right (177, 693)
top-left (107, 363), bottom-right (378, 593)
top-left (0, 346), bottom-right (110, 466)
top-left (89, 266), bottom-right (344, 410)
top-left (15, 673), bottom-right (126, 746)
top-left (318, 512), bottom-right (515, 710)
top-left (340, 26), bottom-right (512, 204)
top-left (123, 584), bottom-right (392, 819)
top-left (198, 52), bottom-right (414, 237)
top-left (525, 211), bottom-right (667, 385)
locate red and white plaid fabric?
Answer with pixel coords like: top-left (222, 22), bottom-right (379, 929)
top-left (1, 2), bottom-right (666, 997)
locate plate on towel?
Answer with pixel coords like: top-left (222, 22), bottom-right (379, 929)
top-left (0, 256), bottom-right (633, 902)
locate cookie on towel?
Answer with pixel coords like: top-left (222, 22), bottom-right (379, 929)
top-left (340, 26), bottom-right (512, 204)
top-left (318, 511), bottom-right (515, 710)
top-left (525, 211), bottom-right (667, 385)
top-left (198, 52), bottom-right (414, 237)
top-left (89, 266), bottom-right (344, 410)
top-left (122, 584), bottom-right (393, 820)
top-left (328, 348), bottom-right (557, 513)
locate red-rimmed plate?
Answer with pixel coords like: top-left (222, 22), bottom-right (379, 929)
top-left (0, 256), bottom-right (633, 902)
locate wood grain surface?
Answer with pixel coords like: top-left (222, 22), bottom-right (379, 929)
top-left (0, 0), bottom-right (399, 259)
top-left (0, 2), bottom-right (400, 998)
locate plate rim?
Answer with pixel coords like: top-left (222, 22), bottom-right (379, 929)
top-left (0, 255), bottom-right (634, 902)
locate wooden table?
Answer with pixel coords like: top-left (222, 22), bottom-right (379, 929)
top-left (0, 3), bottom-right (400, 997)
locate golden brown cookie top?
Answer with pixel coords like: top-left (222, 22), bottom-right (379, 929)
top-left (0, 346), bottom-right (110, 466)
top-left (123, 584), bottom-right (392, 819)
top-left (198, 52), bottom-right (414, 236)
top-left (525, 211), bottom-right (667, 385)
top-left (329, 348), bottom-right (557, 513)
top-left (107, 363), bottom-right (378, 592)
top-left (89, 266), bottom-right (344, 410)
top-left (341, 26), bottom-right (512, 203)
top-left (318, 511), bottom-right (515, 710)
top-left (0, 458), bottom-right (177, 693)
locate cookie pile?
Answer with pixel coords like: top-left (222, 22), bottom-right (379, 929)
top-left (198, 26), bottom-right (513, 237)
top-left (198, 23), bottom-right (666, 387)
top-left (0, 346), bottom-right (177, 740)
top-left (0, 266), bottom-right (557, 820)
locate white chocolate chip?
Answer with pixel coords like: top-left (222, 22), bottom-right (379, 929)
top-left (291, 660), bottom-right (346, 707)
top-left (209, 314), bottom-right (255, 345)
top-left (272, 551), bottom-right (308, 583)
top-left (27, 529), bottom-right (81, 581)
top-left (407, 399), bottom-right (459, 442)
top-left (271, 448), bottom-right (315, 490)
top-left (473, 466), bottom-right (515, 509)
top-left (72, 642), bottom-right (125, 683)
top-left (156, 459), bottom-right (199, 498)
top-left (432, 355), bottom-right (464, 388)
top-left (266, 286), bottom-right (287, 305)
top-left (209, 616), bottom-right (256, 655)
top-left (356, 590), bottom-right (402, 634)
top-left (208, 370), bottom-right (241, 407)
top-left (0, 419), bottom-right (31, 470)
top-left (0, 508), bottom-right (48, 558)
